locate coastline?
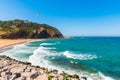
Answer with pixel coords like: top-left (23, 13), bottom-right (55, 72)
top-left (0, 37), bottom-right (69, 49)
top-left (0, 39), bottom-right (81, 80)
top-left (0, 38), bottom-right (115, 80)
top-left (0, 39), bottom-right (32, 49)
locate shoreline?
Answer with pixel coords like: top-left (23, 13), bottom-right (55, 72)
top-left (0, 39), bottom-right (32, 49)
top-left (0, 37), bottom-right (69, 49)
top-left (0, 54), bottom-right (108, 80)
top-left (0, 56), bottom-right (80, 80)
top-left (0, 38), bottom-right (110, 80)
top-left (0, 38), bottom-right (81, 80)
top-left (0, 38), bottom-right (112, 80)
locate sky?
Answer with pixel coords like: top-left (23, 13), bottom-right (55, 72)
top-left (0, 0), bottom-right (120, 36)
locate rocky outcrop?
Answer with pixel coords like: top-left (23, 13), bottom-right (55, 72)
top-left (0, 19), bottom-right (64, 39)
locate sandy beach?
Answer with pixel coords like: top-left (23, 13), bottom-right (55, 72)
top-left (0, 39), bottom-right (32, 49)
top-left (0, 39), bottom-right (82, 80)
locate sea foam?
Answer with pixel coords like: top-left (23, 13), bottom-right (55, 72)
top-left (28, 46), bottom-right (114, 80)
top-left (63, 51), bottom-right (97, 60)
top-left (28, 46), bottom-right (59, 68)
top-left (40, 43), bottom-right (57, 46)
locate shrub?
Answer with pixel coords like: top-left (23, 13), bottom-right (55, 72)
top-left (72, 74), bottom-right (79, 79)
top-left (48, 75), bottom-right (54, 80)
top-left (53, 69), bottom-right (58, 74)
top-left (61, 71), bottom-right (70, 80)
top-left (46, 68), bottom-right (49, 74)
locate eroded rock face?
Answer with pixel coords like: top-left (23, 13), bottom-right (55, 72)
top-left (0, 19), bottom-right (64, 39)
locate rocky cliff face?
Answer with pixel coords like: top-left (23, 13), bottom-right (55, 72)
top-left (0, 19), bottom-right (63, 39)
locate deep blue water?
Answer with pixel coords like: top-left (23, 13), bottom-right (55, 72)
top-left (1, 37), bottom-right (120, 80)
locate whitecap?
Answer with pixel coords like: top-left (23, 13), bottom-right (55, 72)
top-left (40, 43), bottom-right (57, 46)
top-left (63, 51), bottom-right (97, 60)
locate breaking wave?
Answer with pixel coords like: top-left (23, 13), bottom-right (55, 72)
top-left (63, 51), bottom-right (97, 60)
top-left (0, 43), bottom-right (36, 61)
top-left (28, 46), bottom-right (114, 80)
top-left (40, 43), bottom-right (57, 46)
top-left (28, 46), bottom-right (59, 67)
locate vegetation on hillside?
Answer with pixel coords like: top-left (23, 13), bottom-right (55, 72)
top-left (0, 19), bottom-right (63, 39)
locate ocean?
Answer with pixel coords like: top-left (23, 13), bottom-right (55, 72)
top-left (1, 37), bottom-right (120, 80)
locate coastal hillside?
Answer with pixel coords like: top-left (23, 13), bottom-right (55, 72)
top-left (0, 19), bottom-right (63, 39)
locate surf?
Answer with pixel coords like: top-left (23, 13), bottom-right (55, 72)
top-left (63, 51), bottom-right (97, 60)
top-left (1, 37), bottom-right (119, 80)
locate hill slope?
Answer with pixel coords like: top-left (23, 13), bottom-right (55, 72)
top-left (0, 19), bottom-right (63, 39)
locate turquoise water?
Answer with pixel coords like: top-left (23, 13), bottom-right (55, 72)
top-left (1, 37), bottom-right (120, 80)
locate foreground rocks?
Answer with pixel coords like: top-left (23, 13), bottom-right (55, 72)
top-left (0, 55), bottom-right (85, 80)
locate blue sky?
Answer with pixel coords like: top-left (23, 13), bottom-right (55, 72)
top-left (0, 0), bottom-right (120, 36)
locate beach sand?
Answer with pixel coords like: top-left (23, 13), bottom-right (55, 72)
top-left (0, 39), bottom-right (32, 49)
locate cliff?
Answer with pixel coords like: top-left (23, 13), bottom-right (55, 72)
top-left (0, 19), bottom-right (63, 39)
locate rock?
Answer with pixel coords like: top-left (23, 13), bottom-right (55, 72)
top-left (5, 70), bottom-right (12, 75)
top-left (22, 76), bottom-right (27, 80)
top-left (81, 76), bottom-right (87, 80)
top-left (12, 73), bottom-right (21, 80)
top-left (0, 71), bottom-right (1, 77)
top-left (30, 71), bottom-right (40, 80)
